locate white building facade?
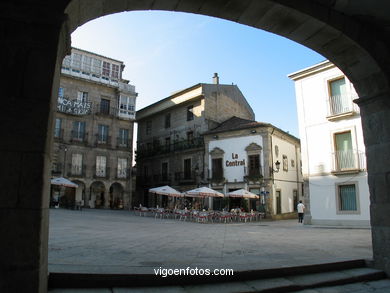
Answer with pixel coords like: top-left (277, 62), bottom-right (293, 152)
top-left (289, 61), bottom-right (370, 226)
top-left (204, 117), bottom-right (302, 218)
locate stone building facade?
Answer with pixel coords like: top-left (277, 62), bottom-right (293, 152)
top-left (289, 61), bottom-right (370, 226)
top-left (204, 117), bottom-right (302, 217)
top-left (135, 74), bottom-right (255, 206)
top-left (52, 47), bottom-right (137, 209)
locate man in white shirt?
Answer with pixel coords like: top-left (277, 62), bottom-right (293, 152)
top-left (297, 200), bottom-right (305, 223)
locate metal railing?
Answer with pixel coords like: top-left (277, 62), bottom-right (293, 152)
top-left (327, 93), bottom-right (359, 117)
top-left (93, 166), bottom-right (110, 179)
top-left (332, 150), bottom-right (366, 172)
top-left (137, 137), bottom-right (204, 158)
top-left (95, 103), bottom-right (119, 116)
top-left (70, 131), bottom-right (88, 144)
top-left (95, 134), bottom-right (111, 147)
top-left (117, 138), bottom-right (131, 148)
top-left (67, 164), bottom-right (86, 177)
top-left (116, 168), bottom-right (131, 179)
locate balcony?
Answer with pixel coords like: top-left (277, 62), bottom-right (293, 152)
top-left (137, 137), bottom-right (204, 158)
top-left (67, 164), bottom-right (86, 178)
top-left (115, 168), bottom-right (131, 180)
top-left (326, 93), bottom-right (359, 120)
top-left (116, 138), bottom-right (131, 149)
top-left (93, 166), bottom-right (110, 179)
top-left (95, 134), bottom-right (111, 148)
top-left (244, 170), bottom-right (263, 183)
top-left (70, 131), bottom-right (88, 145)
top-left (331, 150), bottom-right (366, 174)
top-left (174, 171), bottom-right (196, 185)
top-left (95, 103), bottom-right (119, 117)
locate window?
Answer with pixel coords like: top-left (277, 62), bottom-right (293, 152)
top-left (71, 154), bottom-right (83, 175)
top-left (58, 87), bottom-right (64, 98)
top-left (184, 158), bottom-right (192, 179)
top-left (165, 113), bottom-right (171, 128)
top-left (62, 55), bottom-right (71, 68)
top-left (72, 53), bottom-right (82, 69)
top-left (283, 155), bottom-right (288, 171)
top-left (96, 156), bottom-right (107, 177)
top-left (77, 91), bottom-right (88, 103)
top-left (102, 61), bottom-right (110, 77)
top-left (291, 159), bottom-right (295, 168)
top-left (54, 118), bottom-right (62, 138)
top-left (98, 124), bottom-right (109, 143)
top-left (91, 58), bottom-right (101, 75)
top-left (117, 158), bottom-right (128, 178)
top-left (162, 162), bottom-right (168, 181)
top-left (118, 128), bottom-right (129, 147)
top-left (119, 96), bottom-right (134, 118)
top-left (328, 77), bottom-right (350, 115)
top-left (146, 120), bottom-right (152, 135)
top-left (111, 64), bottom-right (119, 79)
top-left (165, 137), bottom-right (171, 151)
top-left (338, 184), bottom-right (358, 212)
top-left (72, 121), bottom-right (86, 140)
top-left (187, 105), bottom-right (194, 121)
top-left (212, 158), bottom-right (223, 180)
top-left (187, 131), bottom-right (194, 144)
top-left (100, 98), bottom-right (110, 115)
top-left (248, 154), bottom-right (261, 176)
top-left (81, 55), bottom-right (92, 72)
top-left (334, 131), bottom-right (355, 170)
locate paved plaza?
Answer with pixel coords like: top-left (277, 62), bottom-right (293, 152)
top-left (49, 209), bottom-right (373, 275)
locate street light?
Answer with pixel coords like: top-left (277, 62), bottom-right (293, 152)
top-left (273, 160), bottom-right (281, 173)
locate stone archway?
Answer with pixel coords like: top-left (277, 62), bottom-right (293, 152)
top-left (72, 180), bottom-right (86, 207)
top-left (109, 182), bottom-right (124, 209)
top-left (90, 181), bottom-right (106, 209)
top-left (2, 1), bottom-right (390, 292)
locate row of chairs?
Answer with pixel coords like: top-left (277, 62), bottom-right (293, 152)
top-left (134, 207), bottom-right (265, 223)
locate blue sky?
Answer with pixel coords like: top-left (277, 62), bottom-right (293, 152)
top-left (71, 11), bottom-right (325, 138)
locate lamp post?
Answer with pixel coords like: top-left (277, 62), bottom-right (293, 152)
top-left (62, 145), bottom-right (68, 176)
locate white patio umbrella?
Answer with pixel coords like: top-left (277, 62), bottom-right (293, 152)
top-left (226, 189), bottom-right (259, 199)
top-left (149, 185), bottom-right (183, 197)
top-left (185, 186), bottom-right (224, 198)
top-left (50, 177), bottom-right (78, 188)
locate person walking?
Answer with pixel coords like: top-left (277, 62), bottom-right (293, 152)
top-left (297, 200), bottom-right (305, 223)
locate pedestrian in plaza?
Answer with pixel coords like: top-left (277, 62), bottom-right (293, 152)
top-left (297, 200), bottom-right (305, 223)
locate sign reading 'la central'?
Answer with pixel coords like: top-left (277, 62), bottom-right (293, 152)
top-left (226, 153), bottom-right (245, 167)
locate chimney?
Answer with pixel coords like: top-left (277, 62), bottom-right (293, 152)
top-left (212, 73), bottom-right (219, 85)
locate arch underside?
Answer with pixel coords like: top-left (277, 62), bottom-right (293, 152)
top-left (65, 0), bottom-right (390, 100)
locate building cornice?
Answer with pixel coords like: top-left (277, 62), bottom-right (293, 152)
top-left (287, 60), bottom-right (334, 81)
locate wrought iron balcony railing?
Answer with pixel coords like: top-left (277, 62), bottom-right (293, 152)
top-left (93, 166), bottom-right (110, 179)
top-left (327, 93), bottom-right (359, 117)
top-left (331, 150), bottom-right (366, 173)
top-left (70, 131), bottom-right (88, 144)
top-left (137, 137), bottom-right (204, 158)
top-left (67, 164), bottom-right (86, 177)
top-left (95, 134), bottom-right (111, 147)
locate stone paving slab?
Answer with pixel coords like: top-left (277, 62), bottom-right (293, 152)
top-left (49, 209), bottom-right (373, 274)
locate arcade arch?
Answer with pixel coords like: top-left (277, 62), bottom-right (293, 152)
top-left (2, 1), bottom-right (390, 292)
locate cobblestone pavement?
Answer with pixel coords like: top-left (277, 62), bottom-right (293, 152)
top-left (48, 208), bottom-right (373, 274)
